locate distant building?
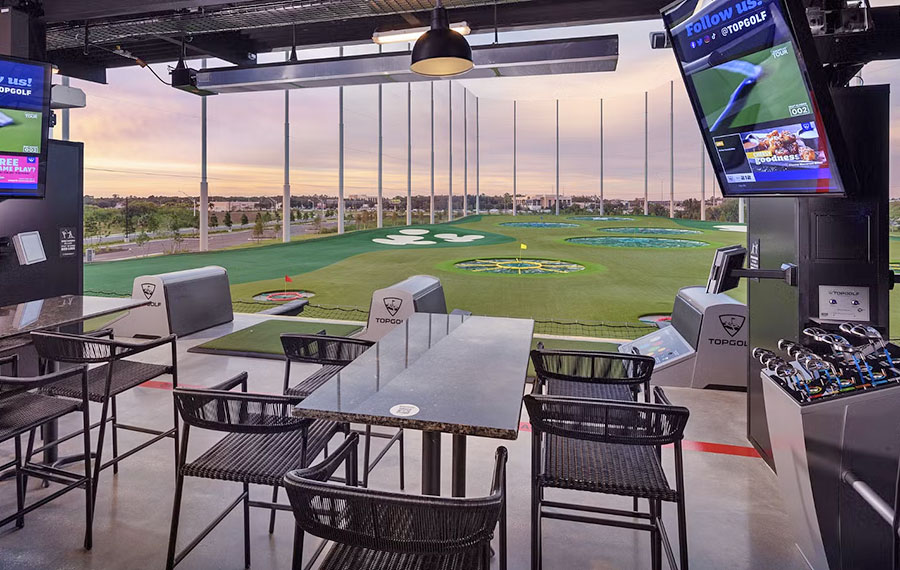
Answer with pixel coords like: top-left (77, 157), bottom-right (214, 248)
top-left (522, 194), bottom-right (573, 211)
top-left (210, 201), bottom-right (255, 212)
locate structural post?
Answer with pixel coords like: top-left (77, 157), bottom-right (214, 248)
top-left (476, 96), bottom-right (480, 215)
top-left (430, 82), bottom-right (435, 225)
top-left (407, 82), bottom-right (412, 226)
top-left (463, 88), bottom-right (468, 217)
top-left (513, 100), bottom-right (517, 216)
top-left (61, 76), bottom-right (70, 141)
top-left (338, 83), bottom-right (345, 234)
top-left (555, 99), bottom-right (560, 216)
top-left (644, 91), bottom-right (649, 216)
top-left (700, 140), bottom-right (706, 221)
top-left (669, 80), bottom-right (675, 218)
top-left (377, 63), bottom-right (384, 228)
top-left (599, 98), bottom-right (604, 215)
top-left (199, 58), bottom-right (209, 252)
top-left (283, 53), bottom-right (291, 243)
top-left (739, 197), bottom-right (746, 224)
top-left (448, 82), bottom-right (453, 222)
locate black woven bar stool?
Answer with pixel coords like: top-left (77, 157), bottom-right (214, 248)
top-left (524, 389), bottom-right (690, 570)
top-left (284, 444), bottom-right (508, 570)
top-left (531, 348), bottom-right (655, 402)
top-left (0, 354), bottom-right (94, 549)
top-left (30, 330), bottom-right (179, 512)
top-left (166, 372), bottom-right (348, 570)
top-left (280, 333), bottom-right (404, 490)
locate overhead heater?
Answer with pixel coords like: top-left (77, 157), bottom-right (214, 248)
top-left (194, 35), bottom-right (618, 94)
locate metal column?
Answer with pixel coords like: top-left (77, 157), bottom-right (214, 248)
top-left (430, 82), bottom-right (435, 225)
top-left (377, 74), bottom-right (384, 228)
top-left (61, 76), bottom-right (70, 141)
top-left (448, 82), bottom-right (453, 222)
top-left (599, 98), bottom-right (604, 215)
top-left (283, 63), bottom-right (291, 244)
top-left (338, 84), bottom-right (345, 234)
top-left (199, 58), bottom-right (209, 252)
top-left (463, 88), bottom-right (468, 218)
top-left (644, 91), bottom-right (649, 216)
top-left (407, 82), bottom-right (412, 226)
top-left (422, 431), bottom-right (441, 496)
top-left (700, 141), bottom-right (706, 221)
top-left (513, 100), bottom-right (517, 216)
top-left (669, 80), bottom-right (675, 219)
top-left (555, 99), bottom-right (560, 216)
top-left (739, 197), bottom-right (746, 224)
top-left (476, 96), bottom-right (480, 216)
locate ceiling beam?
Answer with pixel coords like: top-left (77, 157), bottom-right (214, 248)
top-left (41, 0), bottom-right (253, 24)
top-left (154, 32), bottom-right (258, 66)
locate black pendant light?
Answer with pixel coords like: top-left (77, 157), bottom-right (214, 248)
top-left (410, 0), bottom-right (473, 77)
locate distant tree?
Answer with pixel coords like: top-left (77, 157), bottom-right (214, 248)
top-left (678, 198), bottom-right (701, 220)
top-left (274, 221), bottom-right (282, 238)
top-left (134, 231), bottom-right (151, 255)
top-left (263, 211), bottom-right (273, 223)
top-left (210, 213), bottom-right (219, 228)
top-left (252, 215), bottom-right (265, 242)
top-left (240, 213), bottom-right (249, 226)
top-left (290, 210), bottom-right (296, 222)
top-left (648, 202), bottom-right (669, 217)
top-left (224, 211), bottom-right (233, 229)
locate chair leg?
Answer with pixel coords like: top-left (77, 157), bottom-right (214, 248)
top-left (362, 425), bottom-right (372, 488)
top-left (90, 398), bottom-right (112, 523)
top-left (242, 483), bottom-right (251, 569)
top-left (14, 436), bottom-right (24, 529)
top-left (81, 404), bottom-right (94, 551)
top-left (677, 496), bottom-right (689, 570)
top-left (398, 428), bottom-right (405, 491)
top-left (291, 524), bottom-right (304, 570)
top-left (111, 396), bottom-right (120, 475)
top-left (268, 486), bottom-right (279, 534)
top-left (650, 499), bottom-right (661, 570)
top-left (20, 430), bottom-right (36, 504)
top-left (531, 481), bottom-right (542, 570)
top-left (165, 471), bottom-right (186, 570)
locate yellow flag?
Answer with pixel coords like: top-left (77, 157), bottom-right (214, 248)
top-left (520, 243), bottom-right (527, 250)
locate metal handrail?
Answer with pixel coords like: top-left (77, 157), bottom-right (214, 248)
top-left (842, 470), bottom-right (896, 530)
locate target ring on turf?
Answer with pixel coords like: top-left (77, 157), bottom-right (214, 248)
top-left (455, 258), bottom-right (585, 275)
top-left (253, 290), bottom-right (316, 302)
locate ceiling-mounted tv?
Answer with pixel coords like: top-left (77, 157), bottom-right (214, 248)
top-left (662, 0), bottom-right (855, 197)
top-left (0, 55), bottom-right (51, 199)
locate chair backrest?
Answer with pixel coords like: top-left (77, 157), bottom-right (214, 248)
top-left (284, 447), bottom-right (507, 556)
top-left (524, 394), bottom-right (689, 446)
top-left (173, 388), bottom-right (307, 434)
top-left (530, 349), bottom-right (655, 386)
top-left (281, 334), bottom-right (373, 366)
top-left (31, 331), bottom-right (117, 364)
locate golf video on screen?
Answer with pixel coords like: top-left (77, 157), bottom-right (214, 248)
top-left (0, 106), bottom-right (43, 154)
top-left (662, 0), bottom-right (846, 196)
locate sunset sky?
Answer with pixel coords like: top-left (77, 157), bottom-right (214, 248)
top-left (64, 12), bottom-right (900, 201)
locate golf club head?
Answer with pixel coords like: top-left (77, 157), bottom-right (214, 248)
top-left (803, 327), bottom-right (828, 342)
top-left (752, 347), bottom-right (775, 363)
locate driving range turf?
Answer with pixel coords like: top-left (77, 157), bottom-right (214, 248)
top-left (85, 214), bottom-right (749, 324)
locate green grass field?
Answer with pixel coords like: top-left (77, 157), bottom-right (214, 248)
top-left (0, 108), bottom-right (42, 153)
top-left (85, 214), bottom-right (749, 323)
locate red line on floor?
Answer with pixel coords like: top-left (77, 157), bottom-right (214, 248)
top-left (518, 421), bottom-right (759, 458)
top-left (140, 380), bottom-right (202, 390)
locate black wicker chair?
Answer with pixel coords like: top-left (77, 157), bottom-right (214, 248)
top-left (280, 333), bottom-right (404, 490)
top-left (524, 389), bottom-right (690, 570)
top-left (530, 348), bottom-right (655, 402)
top-left (0, 354), bottom-right (95, 549)
top-left (167, 372), bottom-right (348, 569)
top-left (30, 330), bottom-right (179, 506)
top-left (284, 444), bottom-right (508, 570)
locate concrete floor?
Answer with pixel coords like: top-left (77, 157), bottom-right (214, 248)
top-left (0, 314), bottom-right (808, 569)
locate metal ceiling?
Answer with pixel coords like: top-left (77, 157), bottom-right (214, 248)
top-left (46, 0), bottom-right (528, 51)
top-left (32, 0), bottom-right (669, 81)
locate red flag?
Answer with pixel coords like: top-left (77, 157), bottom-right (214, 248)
top-left (285, 275), bottom-right (293, 283)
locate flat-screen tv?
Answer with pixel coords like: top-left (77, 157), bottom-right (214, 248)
top-left (0, 55), bottom-right (51, 199)
top-left (662, 0), bottom-right (854, 197)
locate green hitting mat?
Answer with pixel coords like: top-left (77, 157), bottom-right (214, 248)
top-left (189, 319), bottom-right (363, 360)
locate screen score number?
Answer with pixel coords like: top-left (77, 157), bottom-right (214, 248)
top-left (22, 145), bottom-right (39, 153)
